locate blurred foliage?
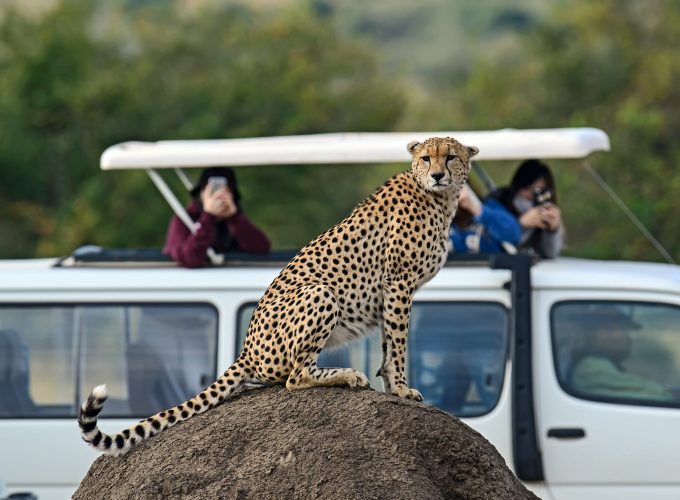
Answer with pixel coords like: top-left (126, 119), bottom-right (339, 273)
top-left (1, 0), bottom-right (679, 263)
top-left (0, 0), bottom-right (403, 257)
top-left (333, 0), bottom-right (680, 262)
top-left (429, 0), bottom-right (680, 261)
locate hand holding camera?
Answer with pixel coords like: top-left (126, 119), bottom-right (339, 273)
top-left (202, 177), bottom-right (237, 219)
top-left (520, 187), bottom-right (561, 231)
top-left (520, 206), bottom-right (548, 229)
top-left (533, 187), bottom-right (561, 231)
top-left (541, 204), bottom-right (561, 231)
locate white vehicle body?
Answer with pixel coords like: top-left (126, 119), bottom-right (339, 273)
top-left (1, 128), bottom-right (679, 500)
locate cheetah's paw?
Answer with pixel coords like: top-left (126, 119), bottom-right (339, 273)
top-left (392, 386), bottom-right (423, 402)
top-left (347, 370), bottom-right (370, 389)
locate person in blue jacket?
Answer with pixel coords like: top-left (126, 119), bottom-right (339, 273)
top-left (449, 182), bottom-right (521, 254)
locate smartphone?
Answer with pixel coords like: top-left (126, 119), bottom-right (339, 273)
top-left (207, 176), bottom-right (227, 194)
top-left (533, 187), bottom-right (552, 206)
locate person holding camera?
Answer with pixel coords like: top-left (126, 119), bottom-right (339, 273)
top-left (163, 167), bottom-right (271, 268)
top-left (449, 181), bottom-right (522, 254)
top-left (487, 159), bottom-right (564, 258)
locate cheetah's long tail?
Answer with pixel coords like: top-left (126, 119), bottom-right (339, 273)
top-left (78, 363), bottom-right (246, 456)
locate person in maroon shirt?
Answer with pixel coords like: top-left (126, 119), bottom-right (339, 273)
top-left (163, 167), bottom-right (271, 268)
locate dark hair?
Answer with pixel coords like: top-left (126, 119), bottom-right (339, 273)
top-left (190, 167), bottom-right (242, 206)
top-left (490, 159), bottom-right (557, 215)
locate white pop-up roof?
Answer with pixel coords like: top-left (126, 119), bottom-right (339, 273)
top-left (100, 127), bottom-right (610, 170)
top-left (100, 127), bottom-right (614, 265)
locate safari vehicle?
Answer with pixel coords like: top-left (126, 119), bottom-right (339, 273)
top-left (1, 128), bottom-right (680, 500)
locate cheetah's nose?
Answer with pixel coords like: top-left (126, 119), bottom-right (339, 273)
top-left (431, 172), bottom-right (445, 182)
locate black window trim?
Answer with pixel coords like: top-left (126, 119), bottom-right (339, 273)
top-left (550, 299), bottom-right (680, 410)
top-left (235, 301), bottom-right (259, 355)
top-left (0, 301), bottom-right (220, 420)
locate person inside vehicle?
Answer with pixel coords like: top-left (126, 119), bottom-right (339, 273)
top-left (570, 306), bottom-right (675, 402)
top-left (449, 181), bottom-right (521, 254)
top-left (487, 159), bottom-right (564, 258)
top-left (163, 167), bottom-right (271, 268)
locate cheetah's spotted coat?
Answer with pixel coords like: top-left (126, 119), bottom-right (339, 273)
top-left (79, 136), bottom-right (478, 455)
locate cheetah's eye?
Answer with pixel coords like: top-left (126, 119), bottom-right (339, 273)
top-left (446, 155), bottom-right (456, 162)
top-left (421, 156), bottom-right (430, 163)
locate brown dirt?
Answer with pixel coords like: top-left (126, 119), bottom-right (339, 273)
top-left (73, 386), bottom-right (539, 500)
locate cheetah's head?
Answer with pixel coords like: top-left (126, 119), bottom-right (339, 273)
top-left (407, 137), bottom-right (478, 193)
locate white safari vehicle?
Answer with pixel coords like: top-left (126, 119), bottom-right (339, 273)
top-left (1, 128), bottom-right (680, 500)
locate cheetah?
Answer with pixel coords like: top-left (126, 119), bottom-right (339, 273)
top-left (79, 136), bottom-right (478, 455)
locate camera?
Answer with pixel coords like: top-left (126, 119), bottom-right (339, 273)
top-left (207, 176), bottom-right (227, 194)
top-left (533, 187), bottom-right (552, 206)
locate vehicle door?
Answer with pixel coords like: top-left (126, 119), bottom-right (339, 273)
top-left (0, 293), bottom-right (221, 500)
top-left (534, 291), bottom-right (680, 500)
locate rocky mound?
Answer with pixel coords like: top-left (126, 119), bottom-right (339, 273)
top-left (74, 386), bottom-right (539, 500)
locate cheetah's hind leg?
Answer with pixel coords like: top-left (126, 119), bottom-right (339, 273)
top-left (287, 364), bottom-right (370, 391)
top-left (284, 284), bottom-right (369, 392)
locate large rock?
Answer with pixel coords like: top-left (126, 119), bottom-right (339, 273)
top-left (74, 386), bottom-right (539, 500)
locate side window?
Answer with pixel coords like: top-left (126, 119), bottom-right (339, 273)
top-left (552, 301), bottom-right (680, 407)
top-left (236, 301), bottom-right (509, 418)
top-left (0, 304), bottom-right (218, 418)
top-left (0, 307), bottom-right (75, 417)
top-left (408, 303), bottom-right (508, 417)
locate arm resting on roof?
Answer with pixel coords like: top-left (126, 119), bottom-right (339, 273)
top-left (226, 212), bottom-right (271, 255)
top-left (163, 212), bottom-right (216, 268)
top-left (538, 224), bottom-right (565, 259)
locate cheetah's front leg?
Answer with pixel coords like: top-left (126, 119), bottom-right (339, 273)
top-left (378, 282), bottom-right (423, 401)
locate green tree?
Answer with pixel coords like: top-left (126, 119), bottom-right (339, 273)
top-left (0, 1), bottom-right (404, 257)
top-left (429, 0), bottom-right (680, 262)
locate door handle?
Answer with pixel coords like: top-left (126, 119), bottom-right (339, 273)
top-left (547, 428), bottom-right (586, 439)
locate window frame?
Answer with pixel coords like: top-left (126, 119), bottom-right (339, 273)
top-left (0, 301), bottom-right (220, 420)
top-left (550, 299), bottom-right (680, 409)
top-left (235, 301), bottom-right (258, 352)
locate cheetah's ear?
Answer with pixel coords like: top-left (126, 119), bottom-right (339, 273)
top-left (467, 146), bottom-right (479, 159)
top-left (407, 141), bottom-right (421, 156)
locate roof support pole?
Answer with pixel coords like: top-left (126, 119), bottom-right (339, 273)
top-left (146, 168), bottom-right (223, 265)
top-left (582, 161), bottom-right (675, 264)
top-left (174, 168), bottom-right (195, 192)
top-left (472, 161), bottom-right (496, 192)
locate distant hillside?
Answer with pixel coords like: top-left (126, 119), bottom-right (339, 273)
top-left (1, 0), bottom-right (546, 97)
top-left (329, 0), bottom-right (548, 93)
